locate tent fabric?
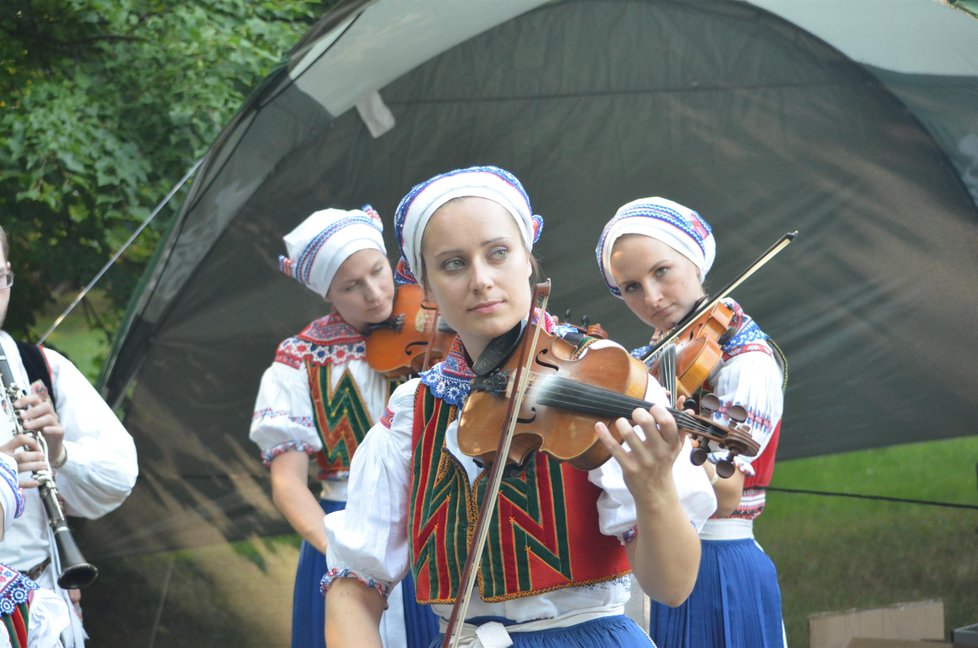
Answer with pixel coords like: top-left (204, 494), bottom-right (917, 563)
top-left (92, 0), bottom-right (978, 559)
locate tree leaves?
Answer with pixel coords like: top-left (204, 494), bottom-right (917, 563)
top-left (0, 0), bottom-right (330, 341)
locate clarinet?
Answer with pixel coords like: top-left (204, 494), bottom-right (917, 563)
top-left (0, 348), bottom-right (98, 589)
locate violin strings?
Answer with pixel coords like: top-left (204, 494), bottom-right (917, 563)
top-left (661, 345), bottom-right (678, 403)
top-left (529, 374), bottom-right (716, 436)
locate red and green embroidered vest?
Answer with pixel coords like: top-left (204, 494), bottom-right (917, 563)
top-left (307, 362), bottom-right (395, 479)
top-left (0, 564), bottom-right (35, 648)
top-left (408, 384), bottom-right (631, 604)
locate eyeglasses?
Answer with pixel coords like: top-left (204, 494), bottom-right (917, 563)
top-left (0, 272), bottom-right (13, 290)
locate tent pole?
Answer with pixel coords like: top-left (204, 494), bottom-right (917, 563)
top-left (36, 158), bottom-right (204, 346)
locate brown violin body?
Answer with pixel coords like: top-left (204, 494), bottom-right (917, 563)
top-left (365, 283), bottom-right (454, 378)
top-left (459, 323), bottom-right (759, 473)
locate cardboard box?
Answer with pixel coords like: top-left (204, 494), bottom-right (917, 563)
top-left (809, 600), bottom-right (945, 648)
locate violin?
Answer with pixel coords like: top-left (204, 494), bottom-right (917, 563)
top-left (365, 283), bottom-right (455, 378)
top-left (642, 231), bottom-right (797, 404)
top-left (649, 301), bottom-right (735, 400)
top-left (458, 292), bottom-right (759, 474)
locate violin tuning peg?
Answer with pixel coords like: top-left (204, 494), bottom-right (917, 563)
top-left (689, 444), bottom-right (709, 466)
top-left (581, 314), bottom-right (590, 327)
top-left (716, 457), bottom-right (736, 478)
top-left (683, 397), bottom-right (699, 414)
top-left (726, 404), bottom-right (748, 423)
top-left (699, 393), bottom-right (720, 414)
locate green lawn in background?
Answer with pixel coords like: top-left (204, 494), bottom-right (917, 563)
top-left (759, 436), bottom-right (978, 646)
top-left (32, 291), bottom-right (113, 382)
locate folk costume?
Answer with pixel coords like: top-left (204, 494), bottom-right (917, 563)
top-left (598, 197), bottom-right (787, 648)
top-left (0, 430), bottom-right (72, 647)
top-left (0, 334), bottom-right (136, 648)
top-left (322, 167), bottom-right (716, 648)
top-left (250, 207), bottom-right (437, 648)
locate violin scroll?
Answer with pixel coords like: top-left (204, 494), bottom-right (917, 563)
top-left (685, 393), bottom-right (758, 477)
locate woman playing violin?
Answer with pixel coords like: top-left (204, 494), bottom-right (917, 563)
top-left (596, 197), bottom-right (787, 648)
top-left (322, 167), bottom-right (715, 648)
top-left (249, 206), bottom-right (436, 648)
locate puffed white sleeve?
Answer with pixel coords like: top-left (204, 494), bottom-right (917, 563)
top-left (45, 348), bottom-right (138, 519)
top-left (708, 342), bottom-right (784, 473)
top-left (249, 357), bottom-right (323, 464)
top-left (585, 342), bottom-right (716, 540)
top-left (322, 378), bottom-right (417, 600)
top-left (0, 452), bottom-right (24, 533)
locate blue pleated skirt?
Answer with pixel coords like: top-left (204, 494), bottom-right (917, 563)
top-left (294, 498), bottom-right (439, 648)
top-left (427, 614), bottom-right (654, 648)
top-left (649, 538), bottom-right (784, 648)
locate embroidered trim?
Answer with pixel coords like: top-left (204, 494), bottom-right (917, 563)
top-left (251, 407), bottom-right (314, 428)
top-left (621, 526), bottom-right (638, 545)
top-left (720, 300), bottom-right (770, 355)
top-left (274, 314), bottom-right (367, 368)
top-left (309, 363), bottom-right (373, 480)
top-left (380, 406), bottom-right (395, 429)
top-left (0, 565), bottom-right (37, 615)
top-left (320, 567), bottom-right (391, 599)
top-left (418, 310), bottom-right (561, 408)
top-left (0, 461), bottom-right (24, 519)
top-left (418, 337), bottom-right (474, 407)
top-left (259, 440), bottom-right (316, 467)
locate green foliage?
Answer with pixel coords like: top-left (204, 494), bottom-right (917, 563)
top-left (0, 0), bottom-right (330, 342)
top-left (761, 436), bottom-right (978, 646)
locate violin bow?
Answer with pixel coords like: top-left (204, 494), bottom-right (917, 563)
top-left (642, 231), bottom-right (797, 368)
top-left (442, 281), bottom-right (553, 648)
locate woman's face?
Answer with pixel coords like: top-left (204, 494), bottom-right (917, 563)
top-left (609, 234), bottom-right (705, 332)
top-left (326, 248), bottom-right (395, 331)
top-left (420, 197), bottom-right (533, 362)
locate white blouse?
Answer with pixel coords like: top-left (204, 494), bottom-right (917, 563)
top-left (249, 326), bottom-right (393, 502)
top-left (0, 332), bottom-right (138, 572)
top-left (707, 340), bottom-right (784, 475)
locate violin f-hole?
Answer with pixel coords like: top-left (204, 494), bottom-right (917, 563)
top-left (403, 341), bottom-right (428, 358)
top-left (534, 348), bottom-right (558, 372)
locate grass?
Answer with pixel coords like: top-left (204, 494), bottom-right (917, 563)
top-left (31, 289), bottom-right (114, 381)
top-left (77, 438), bottom-right (978, 647)
top-left (760, 436), bottom-right (978, 646)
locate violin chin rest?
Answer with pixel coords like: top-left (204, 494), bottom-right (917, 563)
top-left (471, 320), bottom-right (525, 375)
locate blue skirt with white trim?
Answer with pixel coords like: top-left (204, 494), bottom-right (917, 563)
top-left (649, 538), bottom-right (785, 648)
top-left (427, 614), bottom-right (654, 648)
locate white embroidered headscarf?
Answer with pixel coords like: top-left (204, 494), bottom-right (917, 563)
top-left (596, 197), bottom-right (715, 298)
top-left (393, 166), bottom-right (543, 285)
top-left (279, 206), bottom-right (386, 298)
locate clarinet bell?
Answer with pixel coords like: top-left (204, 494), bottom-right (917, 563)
top-left (54, 529), bottom-right (99, 589)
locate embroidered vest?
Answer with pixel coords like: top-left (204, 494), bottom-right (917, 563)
top-left (307, 362), bottom-right (391, 480)
top-left (408, 385), bottom-right (631, 604)
top-left (0, 564), bottom-right (35, 648)
top-left (273, 314), bottom-right (399, 480)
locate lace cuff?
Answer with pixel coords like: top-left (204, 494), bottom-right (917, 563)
top-left (320, 567), bottom-right (392, 603)
top-left (260, 440), bottom-right (316, 467)
top-left (620, 525), bottom-right (638, 545)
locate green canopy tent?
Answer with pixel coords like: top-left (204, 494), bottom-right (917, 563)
top-left (82, 0), bottom-right (978, 641)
